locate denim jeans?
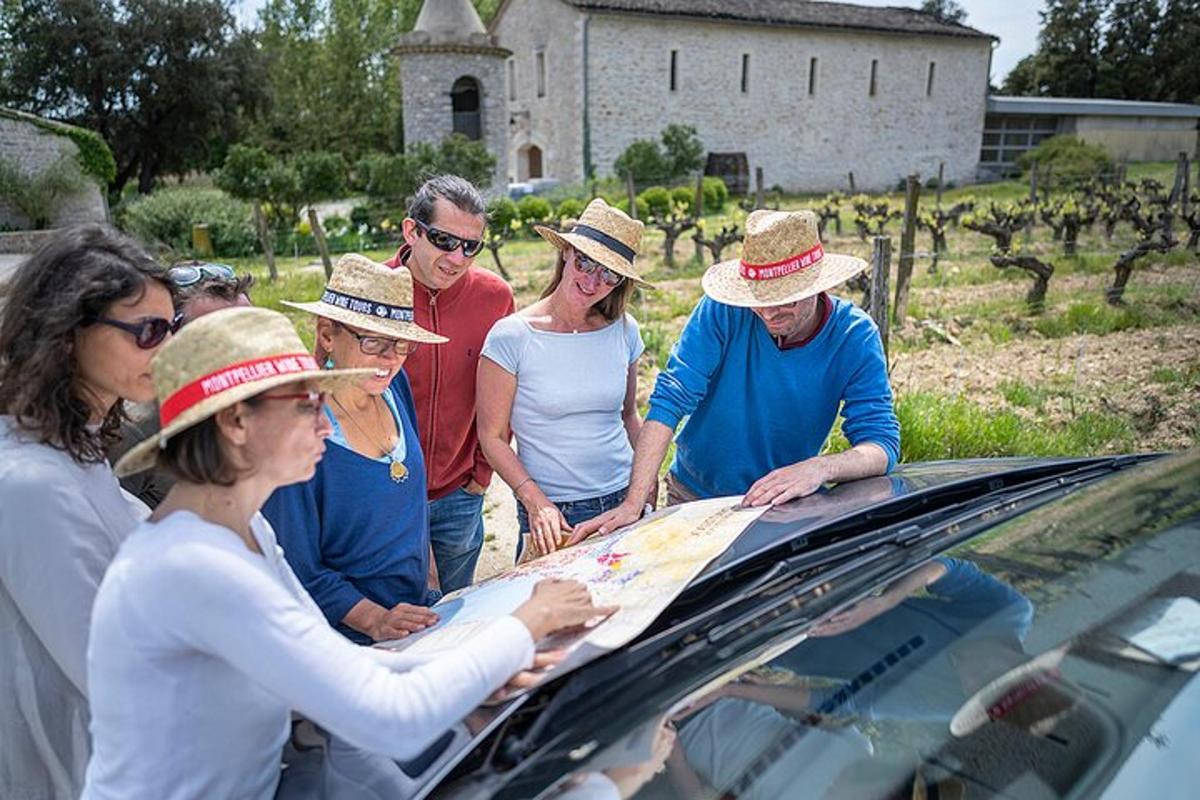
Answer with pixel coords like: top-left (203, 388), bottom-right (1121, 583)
top-left (515, 487), bottom-right (628, 561)
top-left (428, 487), bottom-right (486, 593)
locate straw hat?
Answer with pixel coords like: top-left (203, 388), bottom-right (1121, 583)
top-left (281, 253), bottom-right (447, 343)
top-left (702, 209), bottom-right (867, 307)
top-left (114, 307), bottom-right (373, 477)
top-left (535, 198), bottom-right (652, 287)
top-left (949, 643), bottom-right (1078, 737)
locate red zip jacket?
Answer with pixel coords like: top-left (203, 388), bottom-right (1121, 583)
top-left (386, 244), bottom-right (515, 500)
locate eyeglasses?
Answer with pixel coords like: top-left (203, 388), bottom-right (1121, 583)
top-left (258, 390), bottom-right (327, 418)
top-left (95, 311), bottom-right (184, 349)
top-left (337, 323), bottom-right (419, 357)
top-left (167, 263), bottom-right (236, 287)
top-left (414, 219), bottom-right (485, 258)
top-left (572, 250), bottom-right (625, 287)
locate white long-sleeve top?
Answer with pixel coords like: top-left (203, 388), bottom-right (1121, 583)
top-left (81, 510), bottom-right (535, 800)
top-left (0, 416), bottom-right (149, 800)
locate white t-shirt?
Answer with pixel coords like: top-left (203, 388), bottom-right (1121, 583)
top-left (0, 416), bottom-right (149, 800)
top-left (481, 313), bottom-right (644, 502)
top-left (82, 511), bottom-right (534, 800)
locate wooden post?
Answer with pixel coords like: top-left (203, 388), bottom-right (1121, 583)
top-left (1025, 166), bottom-right (1038, 242)
top-left (253, 201), bottom-right (277, 282)
top-left (848, 171), bottom-right (856, 193)
top-left (892, 174), bottom-right (920, 327)
top-left (694, 171), bottom-right (705, 263)
top-left (1169, 151), bottom-right (1188, 206)
top-left (754, 167), bottom-right (765, 209)
top-left (870, 236), bottom-right (891, 361)
top-left (626, 173), bottom-right (638, 220)
top-left (191, 223), bottom-right (213, 258)
top-left (308, 208), bottom-right (334, 279)
top-left (936, 161), bottom-right (944, 209)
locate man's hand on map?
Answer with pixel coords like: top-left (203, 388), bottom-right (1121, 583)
top-left (567, 499), bottom-right (644, 546)
top-left (741, 458), bottom-right (829, 508)
top-left (367, 603), bottom-right (440, 642)
top-left (512, 578), bottom-right (618, 641)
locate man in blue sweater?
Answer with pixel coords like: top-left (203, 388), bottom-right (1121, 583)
top-left (572, 209), bottom-right (899, 541)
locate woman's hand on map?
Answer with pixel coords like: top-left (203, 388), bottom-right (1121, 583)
top-left (513, 578), bottom-right (618, 641)
top-left (519, 484), bottom-right (574, 557)
top-left (490, 649), bottom-right (568, 701)
top-left (567, 499), bottom-right (644, 546)
top-left (367, 603), bottom-right (440, 642)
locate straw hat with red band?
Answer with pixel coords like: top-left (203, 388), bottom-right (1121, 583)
top-left (949, 643), bottom-right (1079, 738)
top-left (702, 209), bottom-right (868, 307)
top-left (534, 198), bottom-right (653, 288)
top-left (281, 253), bottom-right (447, 344)
top-left (114, 307), bottom-right (373, 477)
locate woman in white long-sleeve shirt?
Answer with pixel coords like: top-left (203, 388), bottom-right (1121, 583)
top-left (0, 226), bottom-right (177, 799)
top-left (84, 306), bottom-right (608, 799)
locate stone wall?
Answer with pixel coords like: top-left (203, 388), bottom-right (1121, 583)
top-left (1074, 116), bottom-right (1200, 163)
top-left (0, 114), bottom-right (107, 232)
top-left (397, 49), bottom-right (509, 193)
top-left (492, 0), bottom-right (586, 185)
top-left (580, 14), bottom-right (991, 192)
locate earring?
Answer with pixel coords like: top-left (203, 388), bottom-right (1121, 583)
top-left (324, 357), bottom-right (335, 369)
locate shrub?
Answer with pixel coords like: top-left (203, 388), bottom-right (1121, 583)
top-left (121, 187), bottom-right (256, 257)
top-left (1016, 135), bottom-right (1113, 187)
top-left (0, 154), bottom-right (87, 229)
top-left (614, 139), bottom-right (670, 186)
top-left (488, 197), bottom-right (521, 235)
top-left (661, 123), bottom-right (705, 178)
top-left (638, 186), bottom-right (673, 218)
top-left (613, 195), bottom-right (649, 220)
top-left (702, 176), bottom-right (728, 212)
top-left (555, 197), bottom-right (585, 221)
top-left (671, 186), bottom-right (695, 215)
top-left (517, 194), bottom-right (552, 226)
top-left (355, 134), bottom-right (496, 204)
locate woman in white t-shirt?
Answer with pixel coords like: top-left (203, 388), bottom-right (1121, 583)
top-left (478, 199), bottom-right (653, 560)
top-left (0, 225), bottom-right (178, 800)
top-left (83, 306), bottom-right (610, 800)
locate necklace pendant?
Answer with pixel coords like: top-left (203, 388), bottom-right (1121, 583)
top-left (389, 459), bottom-right (408, 483)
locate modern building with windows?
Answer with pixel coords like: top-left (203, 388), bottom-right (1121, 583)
top-left (981, 96), bottom-right (1200, 179)
top-left (489, 0), bottom-right (995, 190)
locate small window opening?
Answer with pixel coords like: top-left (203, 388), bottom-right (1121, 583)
top-left (926, 61), bottom-right (936, 97)
top-left (740, 53), bottom-right (750, 93)
top-left (808, 57), bottom-right (818, 95)
top-left (869, 59), bottom-right (878, 97)
top-left (670, 50), bottom-right (678, 92)
top-left (536, 50), bottom-right (546, 98)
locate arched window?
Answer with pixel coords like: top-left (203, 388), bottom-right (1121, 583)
top-left (451, 76), bottom-right (482, 140)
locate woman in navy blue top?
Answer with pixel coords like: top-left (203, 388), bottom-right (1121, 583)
top-left (264, 254), bottom-right (450, 644)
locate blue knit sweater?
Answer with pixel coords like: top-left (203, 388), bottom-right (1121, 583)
top-left (262, 372), bottom-right (432, 644)
top-left (646, 294), bottom-right (900, 498)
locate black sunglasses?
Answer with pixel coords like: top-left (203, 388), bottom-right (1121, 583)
top-left (167, 262), bottom-right (237, 288)
top-left (414, 219), bottom-right (485, 258)
top-left (573, 250), bottom-right (625, 287)
top-left (95, 311), bottom-right (184, 349)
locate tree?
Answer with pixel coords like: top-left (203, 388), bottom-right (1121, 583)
top-left (1001, 55), bottom-right (1041, 95)
top-left (1036, 0), bottom-right (1107, 97)
top-left (1154, 0), bottom-right (1200, 104)
top-left (614, 139), bottom-right (670, 186)
top-left (1097, 0), bottom-right (1161, 99)
top-left (0, 0), bottom-right (267, 195)
top-left (921, 0), bottom-right (967, 24)
top-left (661, 124), bottom-right (704, 179)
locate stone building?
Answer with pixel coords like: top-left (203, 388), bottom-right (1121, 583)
top-left (489, 0), bottom-right (995, 191)
top-left (0, 107), bottom-right (108, 239)
top-left (394, 0), bottom-right (512, 192)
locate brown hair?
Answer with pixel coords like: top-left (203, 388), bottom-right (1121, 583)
top-left (153, 397), bottom-right (263, 486)
top-left (540, 248), bottom-right (636, 323)
top-left (0, 225), bottom-right (173, 464)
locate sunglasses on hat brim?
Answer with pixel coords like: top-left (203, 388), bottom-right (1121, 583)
top-left (414, 219), bottom-right (485, 258)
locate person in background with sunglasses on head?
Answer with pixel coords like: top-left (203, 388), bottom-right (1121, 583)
top-left (263, 254), bottom-right (445, 644)
top-left (477, 199), bottom-right (655, 561)
top-left (0, 224), bottom-right (176, 799)
top-left (383, 175), bottom-right (514, 592)
top-left (109, 260), bottom-right (255, 507)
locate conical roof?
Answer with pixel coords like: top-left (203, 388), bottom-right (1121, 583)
top-left (413, 0), bottom-right (486, 36)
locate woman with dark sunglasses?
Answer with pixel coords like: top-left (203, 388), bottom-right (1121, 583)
top-left (264, 253), bottom-right (447, 645)
top-left (0, 224), bottom-right (175, 799)
top-left (477, 199), bottom-right (656, 561)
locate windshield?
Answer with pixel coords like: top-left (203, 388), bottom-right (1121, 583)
top-left (463, 450), bottom-right (1200, 800)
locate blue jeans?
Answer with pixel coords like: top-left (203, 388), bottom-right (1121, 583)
top-left (515, 487), bottom-right (628, 561)
top-left (428, 487), bottom-right (485, 593)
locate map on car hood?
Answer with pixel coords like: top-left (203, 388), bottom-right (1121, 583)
top-left (377, 497), bottom-right (766, 691)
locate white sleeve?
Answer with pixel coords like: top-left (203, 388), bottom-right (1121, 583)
top-left (624, 314), bottom-right (645, 365)
top-left (149, 548), bottom-right (535, 760)
top-left (0, 478), bottom-right (126, 694)
top-left (479, 316), bottom-right (525, 375)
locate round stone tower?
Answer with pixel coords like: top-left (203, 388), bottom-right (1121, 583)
top-left (394, 0), bottom-right (511, 193)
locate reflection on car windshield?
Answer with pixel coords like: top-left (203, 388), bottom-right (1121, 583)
top-left (530, 452), bottom-right (1200, 800)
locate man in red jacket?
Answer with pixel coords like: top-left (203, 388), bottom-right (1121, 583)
top-left (385, 175), bottom-right (514, 591)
